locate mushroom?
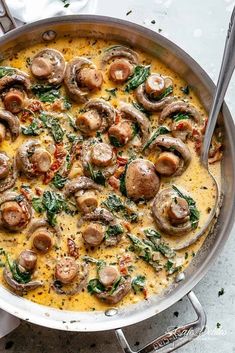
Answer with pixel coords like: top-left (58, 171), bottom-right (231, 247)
top-left (0, 192), bottom-right (32, 231)
top-left (152, 187), bottom-right (193, 235)
top-left (0, 152), bottom-right (17, 193)
top-left (18, 250), bottom-right (37, 272)
top-left (159, 101), bottom-right (202, 124)
top-left (172, 119), bottom-right (193, 142)
top-left (82, 222), bottom-right (105, 246)
top-left (118, 102), bottom-right (150, 146)
top-left (52, 258), bottom-right (88, 295)
top-left (0, 109), bottom-right (20, 141)
top-left (16, 139), bottom-right (52, 178)
top-left (27, 219), bottom-right (61, 253)
top-left (31, 49), bottom-right (65, 85)
top-left (135, 75), bottom-right (174, 111)
top-left (108, 120), bottom-right (133, 146)
top-left (3, 266), bottom-right (43, 292)
top-left (147, 135), bottom-right (191, 177)
top-left (81, 139), bottom-right (117, 179)
top-left (125, 159), bottom-right (160, 201)
top-left (96, 275), bottom-right (131, 304)
top-left (64, 176), bottom-right (102, 214)
top-left (102, 46), bottom-right (138, 83)
top-left (76, 99), bottom-right (115, 135)
top-left (0, 69), bottom-right (31, 93)
top-left (79, 208), bottom-right (123, 247)
top-left (3, 89), bottom-right (25, 114)
top-left (98, 265), bottom-right (120, 287)
top-left (102, 46), bottom-right (139, 66)
top-left (64, 57), bottom-right (103, 103)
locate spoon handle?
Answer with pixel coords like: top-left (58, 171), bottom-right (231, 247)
top-left (201, 6), bottom-right (235, 165)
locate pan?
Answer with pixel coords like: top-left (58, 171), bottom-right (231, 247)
top-left (0, 1), bottom-right (234, 352)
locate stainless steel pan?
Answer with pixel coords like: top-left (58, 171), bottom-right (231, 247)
top-left (0, 1), bottom-right (235, 352)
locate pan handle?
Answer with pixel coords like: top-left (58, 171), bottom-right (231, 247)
top-left (0, 0), bottom-right (17, 33)
top-left (115, 291), bottom-right (206, 353)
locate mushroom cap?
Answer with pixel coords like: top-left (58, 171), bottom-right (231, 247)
top-left (64, 57), bottom-right (95, 103)
top-left (125, 159), bottom-right (160, 201)
top-left (31, 49), bottom-right (65, 85)
top-left (96, 276), bottom-right (131, 304)
top-left (159, 101), bottom-right (202, 124)
top-left (64, 176), bottom-right (102, 198)
top-left (102, 45), bottom-right (139, 67)
top-left (0, 109), bottom-right (20, 141)
top-left (84, 98), bottom-right (116, 132)
top-left (0, 69), bottom-right (31, 93)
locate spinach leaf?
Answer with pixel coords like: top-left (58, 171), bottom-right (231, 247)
top-left (106, 224), bottom-right (124, 238)
top-left (103, 194), bottom-right (125, 212)
top-left (63, 97), bottom-right (72, 110)
top-left (40, 113), bottom-right (65, 143)
top-left (21, 119), bottom-right (43, 136)
top-left (32, 197), bottom-right (45, 213)
top-left (125, 65), bottom-right (151, 92)
top-left (131, 275), bottom-right (146, 293)
top-left (152, 85), bottom-right (173, 101)
top-left (109, 276), bottom-right (122, 295)
top-left (157, 243), bottom-right (175, 259)
top-left (172, 113), bottom-right (190, 122)
top-left (172, 185), bottom-right (200, 228)
top-left (66, 133), bottom-right (82, 143)
top-left (52, 173), bottom-right (68, 189)
top-left (31, 84), bottom-right (61, 103)
top-left (0, 66), bottom-right (14, 78)
top-left (42, 191), bottom-right (65, 226)
top-left (144, 228), bottom-right (161, 239)
top-left (128, 234), bottom-right (163, 271)
top-left (6, 254), bottom-right (31, 284)
top-left (165, 259), bottom-right (182, 275)
top-left (87, 279), bottom-right (105, 294)
top-left (142, 126), bottom-right (170, 151)
top-left (87, 163), bottom-right (106, 186)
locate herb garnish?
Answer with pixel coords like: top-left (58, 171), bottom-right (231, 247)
top-left (172, 113), bottom-right (190, 122)
top-left (31, 84), bottom-right (61, 103)
top-left (0, 66), bottom-right (14, 78)
top-left (142, 126), bottom-right (170, 151)
top-left (102, 194), bottom-right (138, 223)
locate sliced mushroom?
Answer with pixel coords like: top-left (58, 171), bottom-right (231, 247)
top-left (18, 250), bottom-right (37, 271)
top-left (159, 101), bottom-right (202, 124)
top-left (108, 120), bottom-right (133, 146)
top-left (119, 102), bottom-right (150, 146)
top-left (96, 276), bottom-right (131, 304)
top-left (135, 75), bottom-right (174, 112)
top-left (125, 159), bottom-right (160, 201)
top-left (148, 135), bottom-right (191, 177)
top-left (102, 45), bottom-right (139, 66)
top-left (16, 140), bottom-right (52, 178)
top-left (31, 49), bottom-right (65, 85)
top-left (82, 222), bottom-right (105, 246)
top-left (81, 139), bottom-right (117, 179)
top-left (3, 266), bottom-right (43, 292)
top-left (0, 123), bottom-right (6, 143)
top-left (0, 152), bottom-right (17, 193)
top-left (98, 266), bottom-right (120, 287)
top-left (152, 187), bottom-right (193, 235)
top-left (52, 261), bottom-right (88, 295)
top-left (0, 192), bottom-right (32, 231)
top-left (64, 57), bottom-right (102, 103)
top-left (0, 109), bottom-right (20, 141)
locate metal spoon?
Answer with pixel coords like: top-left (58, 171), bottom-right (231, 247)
top-left (174, 7), bottom-right (235, 250)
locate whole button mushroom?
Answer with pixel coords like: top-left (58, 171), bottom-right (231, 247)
top-left (0, 192), bottom-right (31, 231)
top-left (108, 120), bottom-right (133, 146)
top-left (125, 159), bottom-right (160, 201)
top-left (31, 49), bottom-right (66, 85)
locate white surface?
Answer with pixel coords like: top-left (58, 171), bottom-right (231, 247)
top-left (0, 0), bottom-right (235, 352)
